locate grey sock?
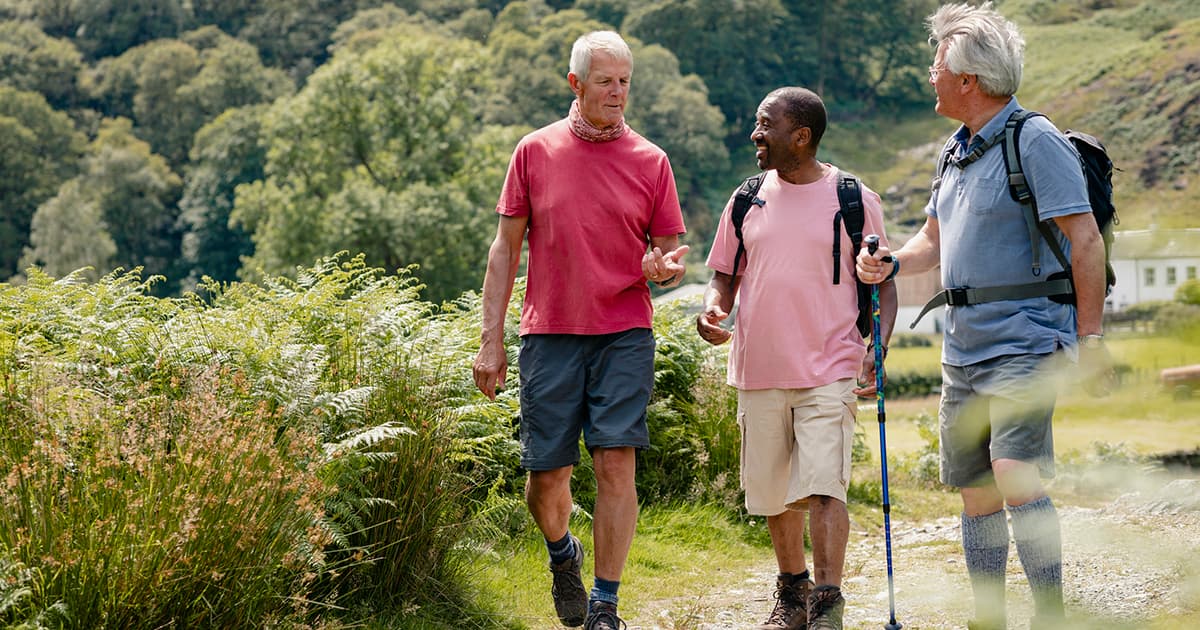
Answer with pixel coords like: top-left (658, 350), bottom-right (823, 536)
top-left (1009, 496), bottom-right (1064, 619)
top-left (961, 509), bottom-right (1009, 625)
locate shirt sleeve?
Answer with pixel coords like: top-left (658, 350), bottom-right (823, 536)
top-left (496, 139), bottom-right (531, 217)
top-left (647, 153), bottom-right (686, 236)
top-left (705, 189), bottom-right (740, 274)
top-left (1022, 126), bottom-right (1092, 222)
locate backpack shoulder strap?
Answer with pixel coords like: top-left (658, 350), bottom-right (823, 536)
top-left (931, 135), bottom-right (958, 197)
top-left (833, 172), bottom-right (864, 285)
top-left (730, 173), bottom-right (766, 277)
top-left (1002, 109), bottom-right (1070, 275)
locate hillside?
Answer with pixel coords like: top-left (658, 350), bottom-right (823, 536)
top-left (828, 0), bottom-right (1200, 236)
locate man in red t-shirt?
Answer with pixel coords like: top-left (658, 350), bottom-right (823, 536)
top-left (472, 30), bottom-right (687, 630)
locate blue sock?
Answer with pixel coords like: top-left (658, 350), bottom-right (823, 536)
top-left (961, 509), bottom-right (1009, 625)
top-left (546, 531), bottom-right (575, 565)
top-left (1009, 496), bottom-right (1064, 619)
top-left (590, 576), bottom-right (620, 606)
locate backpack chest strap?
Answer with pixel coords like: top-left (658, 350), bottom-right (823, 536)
top-left (909, 277), bottom-right (1075, 329)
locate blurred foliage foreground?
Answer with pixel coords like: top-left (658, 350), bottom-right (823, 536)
top-left (0, 255), bottom-right (746, 627)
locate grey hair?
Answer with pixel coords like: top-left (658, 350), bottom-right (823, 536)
top-left (927, 2), bottom-right (1024, 98)
top-left (569, 31), bottom-right (633, 82)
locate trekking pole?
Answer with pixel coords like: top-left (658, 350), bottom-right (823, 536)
top-left (865, 235), bottom-right (902, 630)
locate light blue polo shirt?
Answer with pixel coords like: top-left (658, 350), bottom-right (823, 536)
top-left (926, 97), bottom-right (1091, 367)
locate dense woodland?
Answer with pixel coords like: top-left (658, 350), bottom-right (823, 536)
top-left (4, 1), bottom-right (1200, 305)
top-left (0, 0), bottom-right (940, 302)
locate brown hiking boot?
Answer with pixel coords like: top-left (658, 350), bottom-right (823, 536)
top-left (584, 600), bottom-right (626, 630)
top-left (549, 535), bottom-right (587, 627)
top-left (755, 576), bottom-right (812, 629)
top-left (806, 585), bottom-right (845, 630)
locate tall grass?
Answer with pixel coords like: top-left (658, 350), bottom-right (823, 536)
top-left (0, 256), bottom-right (519, 626)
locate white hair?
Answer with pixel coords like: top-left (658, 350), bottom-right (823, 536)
top-left (569, 31), bottom-right (633, 81)
top-left (927, 2), bottom-right (1025, 98)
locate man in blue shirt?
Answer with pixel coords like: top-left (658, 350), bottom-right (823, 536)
top-left (856, 3), bottom-right (1111, 629)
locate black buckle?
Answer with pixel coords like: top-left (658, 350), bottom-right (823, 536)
top-left (946, 287), bottom-right (970, 306)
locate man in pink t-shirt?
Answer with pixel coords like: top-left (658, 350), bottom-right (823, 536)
top-left (698, 87), bottom-right (897, 630)
top-left (472, 31), bottom-right (687, 630)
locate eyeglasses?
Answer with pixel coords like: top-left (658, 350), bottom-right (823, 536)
top-left (928, 64), bottom-right (948, 81)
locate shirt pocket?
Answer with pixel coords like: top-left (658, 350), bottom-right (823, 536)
top-left (958, 175), bottom-right (1007, 216)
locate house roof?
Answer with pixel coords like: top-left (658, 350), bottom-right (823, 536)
top-left (1111, 229), bottom-right (1200, 260)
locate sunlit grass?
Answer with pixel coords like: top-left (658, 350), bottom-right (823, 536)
top-left (470, 504), bottom-right (774, 630)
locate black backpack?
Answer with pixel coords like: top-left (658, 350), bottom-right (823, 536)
top-left (912, 109), bottom-right (1118, 327)
top-left (729, 171), bottom-right (875, 338)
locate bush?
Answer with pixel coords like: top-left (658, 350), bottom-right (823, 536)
top-left (1153, 302), bottom-right (1200, 335)
top-left (889, 333), bottom-right (934, 348)
top-left (887, 369), bottom-right (942, 398)
top-left (0, 256), bottom-right (519, 625)
top-left (1177, 278), bottom-right (1200, 306)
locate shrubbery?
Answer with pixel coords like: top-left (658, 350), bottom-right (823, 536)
top-left (0, 256), bottom-right (515, 625)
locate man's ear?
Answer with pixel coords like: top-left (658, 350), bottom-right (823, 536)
top-left (568, 72), bottom-right (582, 95)
top-left (793, 126), bottom-right (812, 148)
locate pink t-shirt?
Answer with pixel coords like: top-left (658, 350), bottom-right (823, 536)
top-left (706, 167), bottom-right (888, 390)
top-left (498, 119), bottom-right (685, 335)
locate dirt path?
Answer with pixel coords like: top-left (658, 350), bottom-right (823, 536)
top-left (629, 479), bottom-right (1200, 629)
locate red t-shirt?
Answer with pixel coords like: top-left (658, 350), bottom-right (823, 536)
top-left (497, 120), bottom-right (685, 335)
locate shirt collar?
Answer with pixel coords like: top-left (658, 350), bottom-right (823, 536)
top-left (954, 96), bottom-right (1021, 155)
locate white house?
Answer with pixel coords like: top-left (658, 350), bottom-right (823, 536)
top-left (1107, 229), bottom-right (1200, 311)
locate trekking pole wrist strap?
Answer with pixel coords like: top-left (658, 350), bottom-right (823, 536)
top-left (885, 256), bottom-right (900, 282)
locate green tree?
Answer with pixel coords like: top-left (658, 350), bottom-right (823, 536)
top-left (233, 28), bottom-right (518, 303)
top-left (83, 29), bottom-right (291, 167)
top-left (80, 118), bottom-right (183, 289)
top-left (0, 20), bottom-right (84, 110)
top-left (1178, 278), bottom-right (1200, 306)
top-left (624, 0), bottom-right (789, 138)
top-left (19, 179), bottom-right (116, 280)
top-left (0, 86), bottom-right (85, 279)
top-left (177, 105), bottom-right (267, 290)
top-left (480, 4), bottom-right (598, 128)
top-left (70, 0), bottom-right (187, 60)
top-left (237, 0), bottom-right (362, 81)
top-left (783, 0), bottom-right (935, 114)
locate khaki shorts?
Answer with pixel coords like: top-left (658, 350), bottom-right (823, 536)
top-left (737, 379), bottom-right (857, 515)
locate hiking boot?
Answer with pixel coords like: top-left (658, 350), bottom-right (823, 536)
top-left (806, 585), bottom-right (845, 630)
top-left (549, 535), bottom-right (587, 627)
top-left (755, 576), bottom-right (812, 629)
top-left (584, 600), bottom-right (626, 630)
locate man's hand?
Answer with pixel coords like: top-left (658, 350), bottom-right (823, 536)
top-left (643, 245), bottom-right (690, 288)
top-left (696, 304), bottom-right (732, 346)
top-left (472, 341), bottom-right (508, 401)
top-left (853, 349), bottom-right (885, 398)
top-left (856, 243), bottom-right (894, 285)
top-left (1078, 338), bottom-right (1116, 397)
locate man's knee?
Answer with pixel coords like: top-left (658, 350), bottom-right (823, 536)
top-left (992, 458), bottom-right (1045, 506)
top-left (591, 446), bottom-right (636, 487)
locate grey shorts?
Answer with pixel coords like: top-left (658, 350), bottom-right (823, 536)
top-left (939, 351), bottom-right (1065, 487)
top-left (517, 328), bottom-right (654, 471)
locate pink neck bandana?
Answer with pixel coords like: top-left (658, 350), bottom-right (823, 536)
top-left (567, 99), bottom-right (628, 143)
